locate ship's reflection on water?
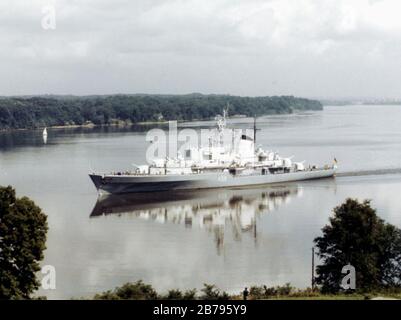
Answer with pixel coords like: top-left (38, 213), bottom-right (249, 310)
top-left (90, 185), bottom-right (301, 253)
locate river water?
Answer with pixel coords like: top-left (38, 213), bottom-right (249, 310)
top-left (1, 105), bottom-right (401, 299)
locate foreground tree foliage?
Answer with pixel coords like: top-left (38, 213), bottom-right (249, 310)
top-left (92, 281), bottom-right (401, 300)
top-left (314, 198), bottom-right (401, 293)
top-left (0, 186), bottom-right (48, 299)
top-left (0, 94), bottom-right (323, 130)
top-left (94, 280), bottom-right (197, 300)
top-left (93, 281), bottom-right (231, 300)
top-left (199, 284), bottom-right (230, 300)
top-left (94, 281), bottom-right (158, 300)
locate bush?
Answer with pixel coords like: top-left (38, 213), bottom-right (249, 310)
top-left (249, 284), bottom-right (295, 299)
top-left (161, 288), bottom-right (197, 300)
top-left (200, 284), bottom-right (230, 300)
top-left (94, 281), bottom-right (158, 300)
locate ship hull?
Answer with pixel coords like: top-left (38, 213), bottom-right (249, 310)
top-left (89, 168), bottom-right (336, 194)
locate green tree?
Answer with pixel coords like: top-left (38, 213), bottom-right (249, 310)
top-left (94, 281), bottom-right (158, 300)
top-left (314, 198), bottom-right (401, 293)
top-left (0, 186), bottom-right (48, 299)
top-left (200, 284), bottom-right (230, 300)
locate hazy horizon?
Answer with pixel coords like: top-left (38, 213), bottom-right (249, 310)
top-left (2, 1), bottom-right (401, 98)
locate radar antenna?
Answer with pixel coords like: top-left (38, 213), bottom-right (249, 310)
top-left (216, 103), bottom-right (230, 132)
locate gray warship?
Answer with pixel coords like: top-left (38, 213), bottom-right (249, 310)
top-left (89, 111), bottom-right (336, 194)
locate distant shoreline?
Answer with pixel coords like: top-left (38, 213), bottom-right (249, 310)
top-left (0, 94), bottom-right (323, 132)
top-left (0, 109), bottom-right (320, 133)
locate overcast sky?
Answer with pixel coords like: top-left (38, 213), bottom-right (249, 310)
top-left (1, 0), bottom-right (401, 98)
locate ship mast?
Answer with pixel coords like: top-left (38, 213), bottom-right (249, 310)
top-left (253, 116), bottom-right (257, 144)
top-left (253, 115), bottom-right (260, 148)
top-left (253, 115), bottom-right (261, 165)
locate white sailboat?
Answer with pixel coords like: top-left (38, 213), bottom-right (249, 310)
top-left (42, 127), bottom-right (48, 144)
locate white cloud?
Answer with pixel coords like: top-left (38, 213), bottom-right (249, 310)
top-left (1, 0), bottom-right (401, 97)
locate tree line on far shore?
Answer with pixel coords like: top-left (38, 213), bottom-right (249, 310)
top-left (0, 94), bottom-right (323, 130)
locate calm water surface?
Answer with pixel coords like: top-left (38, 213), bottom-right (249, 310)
top-left (1, 105), bottom-right (401, 299)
